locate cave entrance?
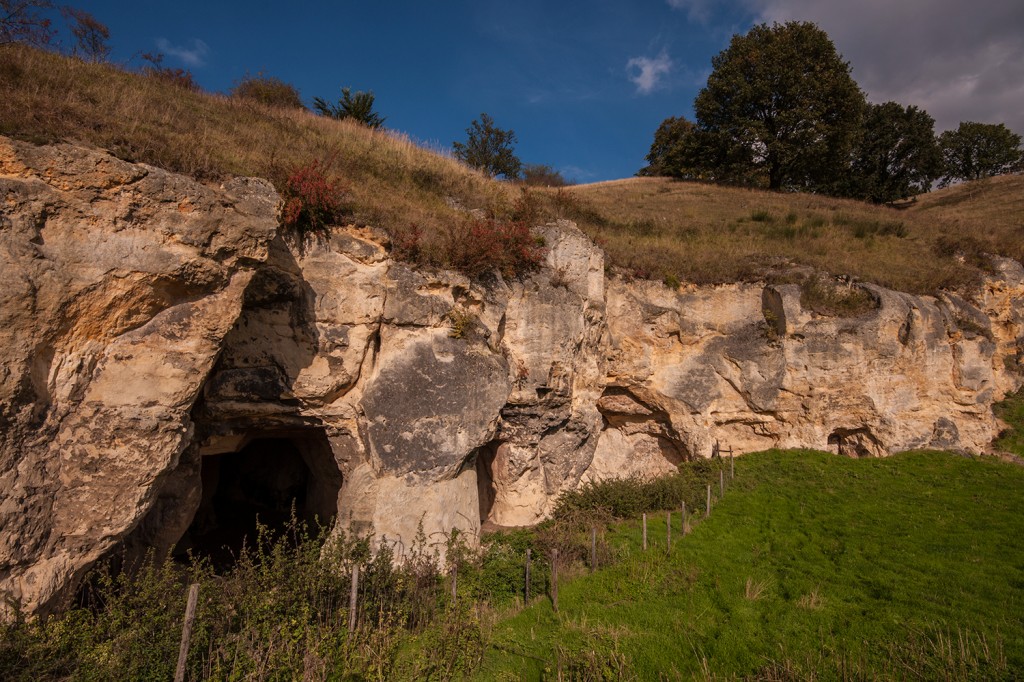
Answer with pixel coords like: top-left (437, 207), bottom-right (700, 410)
top-left (476, 443), bottom-right (499, 527)
top-left (828, 427), bottom-right (880, 458)
top-left (177, 430), bottom-right (341, 569)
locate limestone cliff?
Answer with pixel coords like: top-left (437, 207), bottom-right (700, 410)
top-left (1, 138), bottom-right (1021, 615)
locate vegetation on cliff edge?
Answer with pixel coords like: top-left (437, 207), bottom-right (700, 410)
top-left (2, 44), bottom-right (1021, 292)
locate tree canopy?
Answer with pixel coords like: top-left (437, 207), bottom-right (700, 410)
top-left (693, 21), bottom-right (865, 191)
top-left (0, 0), bottom-right (55, 47)
top-left (638, 116), bottom-right (703, 180)
top-left (939, 122), bottom-right (1023, 186)
top-left (453, 113), bottom-right (522, 180)
top-left (846, 102), bottom-right (943, 203)
top-left (62, 7), bottom-right (109, 62)
top-left (313, 87), bottom-right (385, 128)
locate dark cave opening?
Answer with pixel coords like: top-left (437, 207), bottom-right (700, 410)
top-left (175, 432), bottom-right (341, 569)
top-left (828, 427), bottom-right (879, 458)
top-left (476, 443), bottom-right (499, 526)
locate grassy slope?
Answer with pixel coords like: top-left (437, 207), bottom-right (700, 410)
top-left (533, 174), bottom-right (1024, 293)
top-left (3, 45), bottom-right (1022, 293)
top-left (476, 450), bottom-right (1024, 679)
top-left (0, 44), bottom-right (515, 261)
top-left (914, 173), bottom-right (1024, 238)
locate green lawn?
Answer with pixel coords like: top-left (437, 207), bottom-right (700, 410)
top-left (475, 450), bottom-right (1024, 680)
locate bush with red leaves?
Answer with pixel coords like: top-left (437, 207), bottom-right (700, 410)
top-left (392, 223), bottom-right (424, 262)
top-left (446, 217), bottom-right (546, 278)
top-left (281, 158), bottom-right (347, 234)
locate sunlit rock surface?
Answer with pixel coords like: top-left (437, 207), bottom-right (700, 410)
top-left (2, 137), bottom-right (1021, 615)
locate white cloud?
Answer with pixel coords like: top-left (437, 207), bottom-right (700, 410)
top-left (743, 0), bottom-right (1024, 133)
top-left (627, 51), bottom-right (673, 94)
top-left (155, 38), bottom-right (209, 67)
top-left (666, 0), bottom-right (715, 24)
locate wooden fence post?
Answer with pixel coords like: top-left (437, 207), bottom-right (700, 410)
top-left (706, 484), bottom-right (711, 518)
top-left (591, 526), bottom-right (597, 573)
top-left (642, 513), bottom-right (648, 551)
top-left (666, 511), bottom-right (671, 554)
top-left (174, 583), bottom-right (200, 682)
top-left (525, 548), bottom-right (531, 604)
top-left (348, 564), bottom-right (359, 633)
top-left (720, 467), bottom-right (724, 497)
top-left (551, 549), bottom-right (559, 613)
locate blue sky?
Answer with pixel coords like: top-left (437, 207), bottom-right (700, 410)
top-left (58, 1), bottom-right (1024, 182)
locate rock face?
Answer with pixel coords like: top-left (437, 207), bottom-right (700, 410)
top-left (1, 137), bottom-right (1021, 615)
top-left (0, 137), bottom-right (278, 615)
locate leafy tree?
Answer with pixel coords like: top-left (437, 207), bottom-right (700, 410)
top-left (61, 7), bottom-right (109, 62)
top-left (692, 21), bottom-right (865, 190)
top-left (938, 122), bottom-right (1023, 186)
top-left (638, 116), bottom-right (705, 179)
top-left (846, 102), bottom-right (943, 203)
top-left (313, 87), bottom-right (385, 128)
top-left (0, 0), bottom-right (55, 47)
top-left (522, 163), bottom-right (569, 187)
top-left (453, 113), bottom-right (522, 180)
top-left (232, 75), bottom-right (305, 109)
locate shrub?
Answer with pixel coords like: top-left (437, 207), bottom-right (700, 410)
top-left (281, 157), bottom-right (348, 234)
top-left (392, 223), bottom-right (424, 262)
top-left (140, 52), bottom-right (199, 91)
top-left (522, 163), bottom-right (570, 187)
top-left (552, 458), bottom-right (720, 520)
top-left (313, 87), bottom-right (385, 128)
top-left (0, 517), bottom-right (467, 681)
top-left (231, 75), bottom-right (304, 109)
top-left (444, 217), bottom-right (545, 278)
top-left (993, 389), bottom-right (1024, 457)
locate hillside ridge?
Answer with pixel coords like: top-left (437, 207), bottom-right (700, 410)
top-left (2, 44), bottom-right (1022, 296)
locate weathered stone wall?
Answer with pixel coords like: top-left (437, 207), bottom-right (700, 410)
top-left (2, 137), bottom-right (1021, 615)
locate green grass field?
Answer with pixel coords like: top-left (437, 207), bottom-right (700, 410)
top-left (475, 450), bottom-right (1024, 680)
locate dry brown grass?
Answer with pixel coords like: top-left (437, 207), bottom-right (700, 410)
top-left (912, 173), bottom-right (1024, 264)
top-left (0, 44), bottom-right (515, 261)
top-left (3, 45), bottom-right (1020, 293)
top-left (744, 576), bottom-right (770, 601)
top-left (530, 174), bottom-right (1023, 293)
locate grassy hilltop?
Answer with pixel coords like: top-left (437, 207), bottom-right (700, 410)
top-left (3, 44), bottom-right (1023, 294)
top-left (544, 173), bottom-right (1024, 293)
